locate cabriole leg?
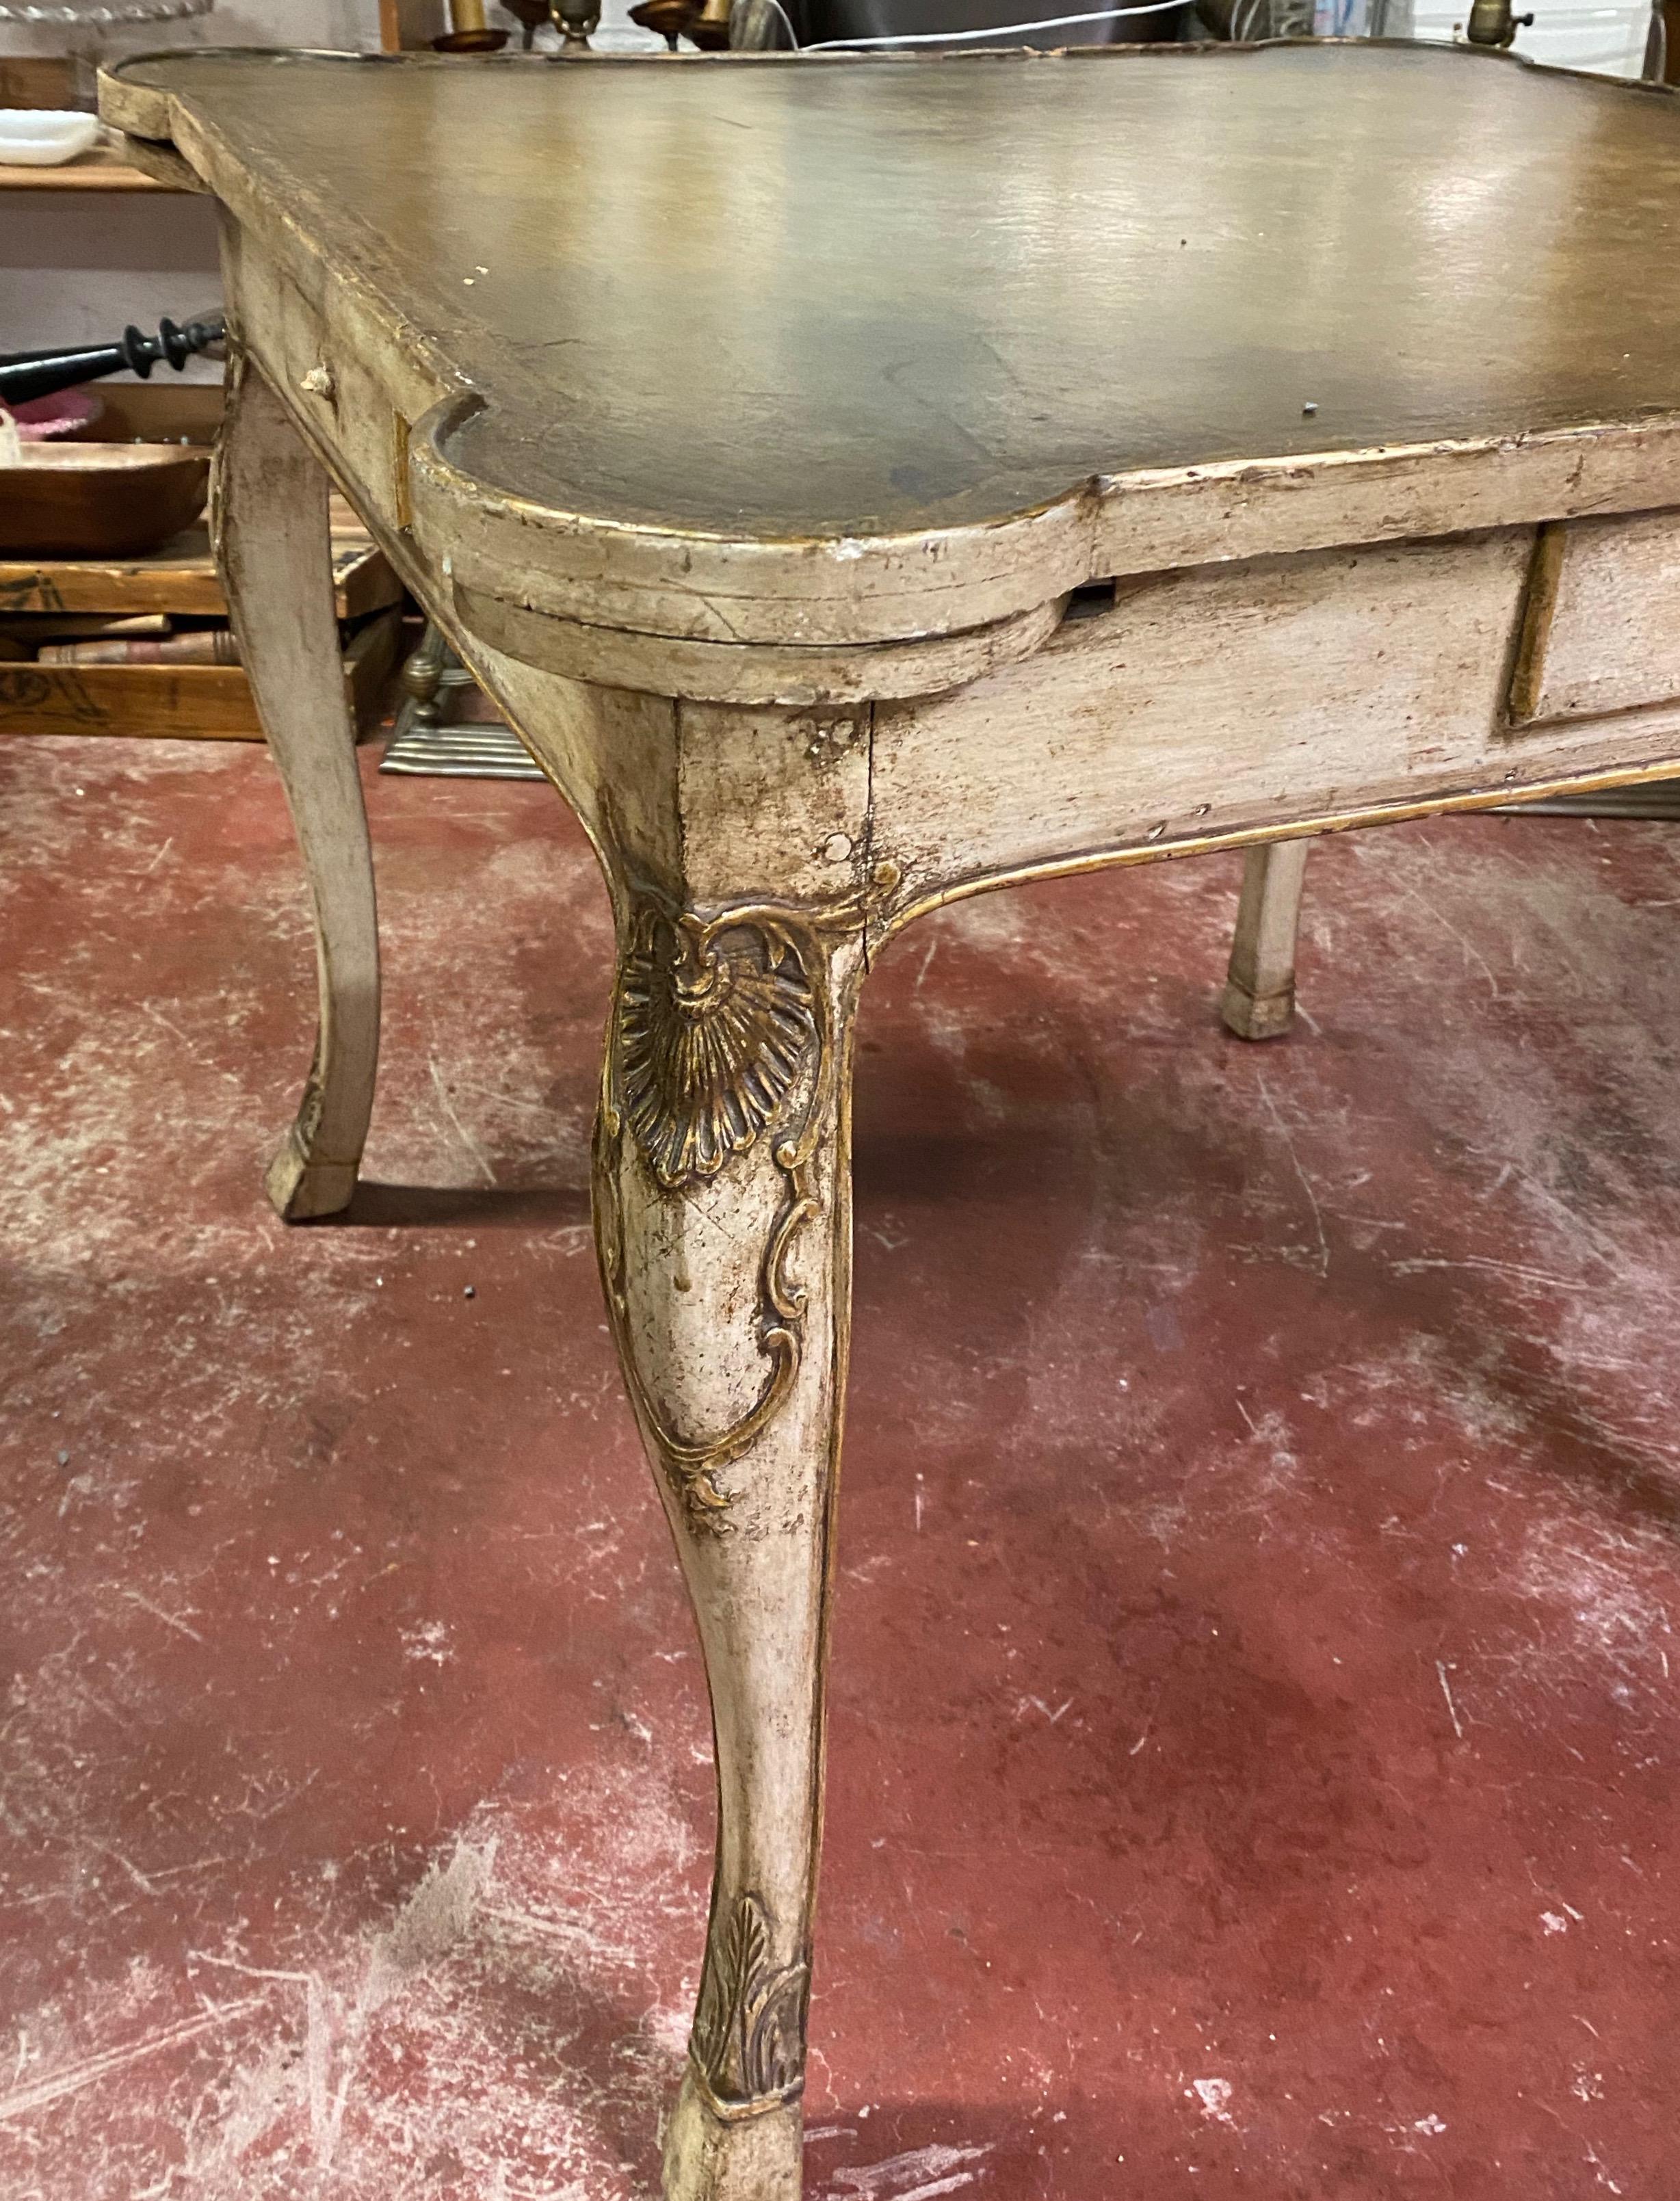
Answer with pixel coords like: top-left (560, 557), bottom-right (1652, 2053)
top-left (1222, 838), bottom-right (1310, 1041)
top-left (213, 349), bottom-right (380, 1220)
top-left (592, 866), bottom-right (869, 2201)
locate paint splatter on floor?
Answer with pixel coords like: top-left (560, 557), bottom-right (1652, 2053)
top-left (1, 736), bottom-right (1675, 2198)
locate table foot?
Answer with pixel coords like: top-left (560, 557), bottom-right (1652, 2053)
top-left (664, 2070), bottom-right (804, 2201)
top-left (263, 1096), bottom-right (360, 1222)
top-left (1220, 975), bottom-right (1299, 1041)
top-left (214, 350), bottom-right (380, 1222)
top-left (1222, 839), bottom-right (1310, 1041)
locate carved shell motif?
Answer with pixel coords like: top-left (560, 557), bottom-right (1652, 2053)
top-left (618, 906), bottom-right (816, 1189)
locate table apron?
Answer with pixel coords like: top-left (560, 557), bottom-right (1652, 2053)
top-left (221, 215), bottom-right (445, 551)
top-left (868, 518), bottom-right (1680, 930)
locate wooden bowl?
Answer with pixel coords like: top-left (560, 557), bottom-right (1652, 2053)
top-left (0, 443), bottom-right (211, 559)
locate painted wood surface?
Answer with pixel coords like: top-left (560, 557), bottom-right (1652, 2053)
top-left (1512, 508), bottom-right (1680, 726)
top-left (104, 44), bottom-right (1680, 646)
top-left (213, 354), bottom-right (382, 1222)
top-left (1223, 840), bottom-right (1311, 1042)
top-left (866, 527), bottom-right (1680, 928)
top-left (104, 42), bottom-right (1680, 2201)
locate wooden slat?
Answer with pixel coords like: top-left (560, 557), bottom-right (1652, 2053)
top-left (0, 660), bottom-right (261, 739)
top-left (0, 527), bottom-right (401, 621)
top-left (0, 609), bottom-right (399, 743)
top-left (0, 57), bottom-right (74, 109)
top-left (77, 384), bottom-right (225, 445)
top-left (344, 605), bottom-right (402, 729)
top-left (0, 142), bottom-right (177, 193)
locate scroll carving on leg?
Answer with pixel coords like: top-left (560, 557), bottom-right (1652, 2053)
top-left (592, 864), bottom-right (889, 2200)
top-left (213, 347), bottom-right (380, 1219)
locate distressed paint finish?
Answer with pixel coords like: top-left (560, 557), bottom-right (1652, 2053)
top-left (92, 41), bottom-right (1680, 2201)
top-left (1510, 508), bottom-right (1680, 726)
top-left (99, 44), bottom-right (1680, 644)
top-left (213, 352), bottom-right (381, 1220)
top-left (1222, 840), bottom-right (1311, 1042)
top-left (3, 741), bottom-right (1680, 2198)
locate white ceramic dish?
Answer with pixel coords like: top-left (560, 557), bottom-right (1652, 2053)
top-left (0, 109), bottom-right (103, 168)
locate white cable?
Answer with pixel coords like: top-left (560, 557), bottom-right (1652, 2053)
top-left (808, 3), bottom-right (1185, 43)
top-left (754, 0), bottom-right (1186, 48)
top-left (754, 0), bottom-right (804, 41)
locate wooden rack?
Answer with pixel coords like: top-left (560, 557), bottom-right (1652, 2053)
top-left (1, 388), bottom-right (401, 743)
top-left (0, 521), bottom-right (402, 742)
top-left (0, 140), bottom-right (181, 192)
top-left (0, 58), bottom-right (183, 191)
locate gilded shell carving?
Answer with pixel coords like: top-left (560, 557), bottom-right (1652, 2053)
top-left (618, 908), bottom-right (816, 1189)
top-left (596, 874), bottom-right (893, 1527)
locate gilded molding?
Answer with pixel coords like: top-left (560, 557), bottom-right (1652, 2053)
top-left (689, 1891), bottom-right (810, 2120)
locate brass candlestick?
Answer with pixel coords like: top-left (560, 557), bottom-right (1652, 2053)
top-left (550, 0), bottom-right (601, 43)
top-left (627, 0), bottom-right (732, 42)
top-left (1465, 0), bottom-right (1534, 42)
top-left (688, 0), bottom-right (734, 45)
top-left (432, 0), bottom-right (510, 50)
top-left (628, 0), bottom-right (694, 41)
top-left (501, 0), bottom-right (553, 40)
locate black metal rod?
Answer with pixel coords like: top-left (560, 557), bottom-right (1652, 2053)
top-left (0, 315), bottom-right (225, 409)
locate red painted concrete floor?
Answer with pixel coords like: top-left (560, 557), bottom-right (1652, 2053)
top-left (1, 733), bottom-right (1677, 2201)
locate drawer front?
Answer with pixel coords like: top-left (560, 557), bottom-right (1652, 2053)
top-left (224, 227), bottom-right (410, 540)
top-left (1510, 508), bottom-right (1680, 726)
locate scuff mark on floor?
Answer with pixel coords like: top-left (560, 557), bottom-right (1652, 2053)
top-left (824, 2141), bottom-right (992, 2201)
top-left (0, 1998), bottom-right (266, 2124)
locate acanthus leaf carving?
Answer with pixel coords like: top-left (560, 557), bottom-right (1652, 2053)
top-left (690, 1890), bottom-right (810, 2116)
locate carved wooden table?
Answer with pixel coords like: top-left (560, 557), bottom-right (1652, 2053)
top-left (103, 40), bottom-right (1680, 2200)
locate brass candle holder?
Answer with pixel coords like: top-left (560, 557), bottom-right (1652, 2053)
top-left (1464, 0), bottom-right (1534, 41)
top-left (501, 0), bottom-right (553, 39)
top-left (432, 0), bottom-right (510, 51)
top-left (628, 0), bottom-right (731, 43)
top-left (551, 0), bottom-right (602, 42)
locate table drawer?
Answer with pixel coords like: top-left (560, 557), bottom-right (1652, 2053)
top-left (226, 229), bottom-right (412, 540)
top-left (1510, 508), bottom-right (1680, 726)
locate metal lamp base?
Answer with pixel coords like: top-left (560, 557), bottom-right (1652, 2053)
top-left (381, 621), bottom-right (544, 781)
